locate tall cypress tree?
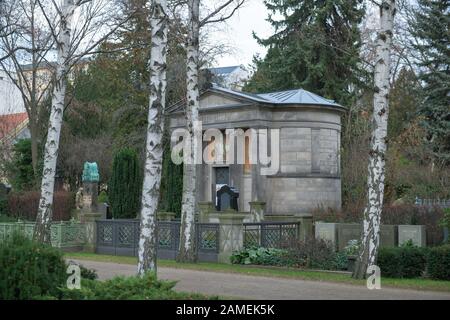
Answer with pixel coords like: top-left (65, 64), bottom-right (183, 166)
top-left (159, 119), bottom-right (183, 216)
top-left (108, 148), bottom-right (142, 219)
top-left (245, 0), bottom-right (366, 106)
top-left (410, 0), bottom-right (450, 165)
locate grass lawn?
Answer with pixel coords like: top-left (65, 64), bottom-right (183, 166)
top-left (65, 252), bottom-right (450, 293)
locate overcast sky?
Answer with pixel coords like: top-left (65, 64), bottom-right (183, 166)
top-left (211, 0), bottom-right (273, 68)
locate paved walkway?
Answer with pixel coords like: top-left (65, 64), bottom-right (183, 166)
top-left (70, 259), bottom-right (450, 300)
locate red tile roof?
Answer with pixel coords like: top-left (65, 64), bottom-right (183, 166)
top-left (0, 112), bottom-right (29, 141)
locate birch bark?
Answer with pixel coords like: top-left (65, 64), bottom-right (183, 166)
top-left (137, 0), bottom-right (168, 275)
top-left (353, 0), bottom-right (396, 279)
top-left (177, 0), bottom-right (200, 262)
top-left (34, 0), bottom-right (75, 243)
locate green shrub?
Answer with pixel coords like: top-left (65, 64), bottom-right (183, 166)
top-left (3, 139), bottom-right (35, 191)
top-left (230, 247), bottom-right (286, 266)
top-left (108, 148), bottom-right (142, 219)
top-left (377, 246), bottom-right (428, 278)
top-left (343, 239), bottom-right (360, 256)
top-left (333, 251), bottom-right (349, 271)
top-left (232, 238), bottom-right (345, 271)
top-left (97, 190), bottom-right (109, 204)
top-left (439, 208), bottom-right (450, 229)
top-left (427, 245), bottom-right (450, 280)
top-left (0, 233), bottom-right (67, 299)
top-left (281, 237), bottom-right (338, 269)
top-left (60, 272), bottom-right (212, 300)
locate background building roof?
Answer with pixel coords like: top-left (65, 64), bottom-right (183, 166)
top-left (209, 66), bottom-right (241, 76)
top-left (0, 112), bottom-right (29, 141)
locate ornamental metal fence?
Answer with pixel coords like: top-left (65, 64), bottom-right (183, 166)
top-left (0, 221), bottom-right (86, 248)
top-left (196, 223), bottom-right (220, 262)
top-left (95, 219), bottom-right (220, 262)
top-left (243, 222), bottom-right (300, 248)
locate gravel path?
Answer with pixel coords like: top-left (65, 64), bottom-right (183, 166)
top-left (69, 259), bottom-right (450, 300)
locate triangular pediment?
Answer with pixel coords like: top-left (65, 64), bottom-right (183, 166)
top-left (200, 90), bottom-right (254, 109)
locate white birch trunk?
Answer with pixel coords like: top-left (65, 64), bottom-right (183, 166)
top-left (353, 0), bottom-right (396, 279)
top-left (137, 0), bottom-right (168, 275)
top-left (177, 0), bottom-right (200, 262)
top-left (34, 0), bottom-right (75, 243)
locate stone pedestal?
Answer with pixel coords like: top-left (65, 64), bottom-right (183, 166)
top-left (294, 214), bottom-right (313, 241)
top-left (249, 201), bottom-right (266, 222)
top-left (157, 211), bottom-right (176, 221)
top-left (82, 181), bottom-right (98, 213)
top-left (218, 213), bottom-right (246, 264)
top-left (81, 212), bottom-right (102, 252)
top-left (198, 201), bottom-right (215, 223)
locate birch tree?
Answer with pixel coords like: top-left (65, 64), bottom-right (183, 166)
top-left (353, 0), bottom-right (396, 279)
top-left (137, 0), bottom-right (169, 275)
top-left (33, 0), bottom-right (77, 243)
top-left (34, 0), bottom-right (125, 243)
top-left (177, 0), bottom-right (245, 263)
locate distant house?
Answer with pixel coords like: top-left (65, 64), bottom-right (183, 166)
top-left (0, 112), bottom-right (30, 144)
top-left (19, 58), bottom-right (90, 100)
top-left (0, 70), bottom-right (25, 115)
top-left (208, 65), bottom-right (249, 91)
top-left (0, 112), bottom-right (30, 183)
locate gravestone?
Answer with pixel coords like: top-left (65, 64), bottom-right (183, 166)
top-left (318, 223), bottom-right (399, 251)
top-left (337, 224), bottom-right (361, 251)
top-left (315, 222), bottom-right (338, 249)
top-left (337, 224), bottom-right (398, 250)
top-left (380, 225), bottom-right (398, 247)
top-left (216, 185), bottom-right (239, 212)
top-left (398, 225), bottom-right (426, 247)
top-left (81, 162), bottom-right (100, 213)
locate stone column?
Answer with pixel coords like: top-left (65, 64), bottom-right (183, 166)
top-left (198, 201), bottom-right (214, 223)
top-left (157, 211), bottom-right (176, 221)
top-left (294, 214), bottom-right (313, 241)
top-left (249, 201), bottom-right (266, 222)
top-left (218, 212), bottom-right (246, 264)
top-left (82, 212), bottom-right (102, 252)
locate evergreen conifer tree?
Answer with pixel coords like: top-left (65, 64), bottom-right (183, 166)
top-left (245, 0), bottom-right (366, 106)
top-left (410, 0), bottom-right (450, 165)
top-left (109, 148), bottom-right (142, 219)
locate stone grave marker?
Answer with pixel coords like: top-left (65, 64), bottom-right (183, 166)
top-left (315, 222), bottom-right (337, 249)
top-left (216, 185), bottom-right (239, 211)
top-left (398, 225), bottom-right (426, 247)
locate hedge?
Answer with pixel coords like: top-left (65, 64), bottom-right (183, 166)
top-left (6, 191), bottom-right (75, 221)
top-left (427, 245), bottom-right (450, 280)
top-left (377, 246), bottom-right (428, 278)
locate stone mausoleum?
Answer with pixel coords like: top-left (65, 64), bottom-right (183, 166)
top-left (168, 85), bottom-right (346, 218)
